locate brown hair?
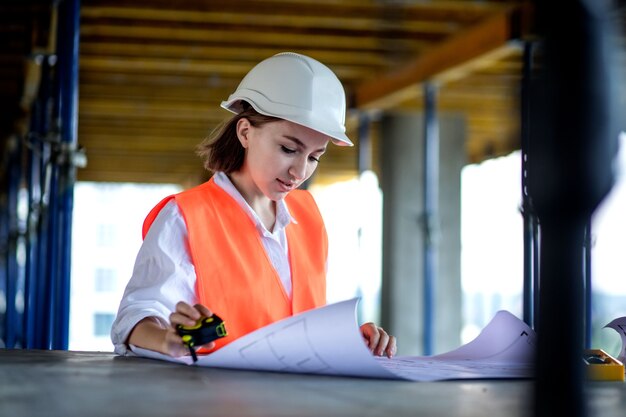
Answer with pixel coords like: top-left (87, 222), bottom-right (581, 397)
top-left (196, 103), bottom-right (280, 173)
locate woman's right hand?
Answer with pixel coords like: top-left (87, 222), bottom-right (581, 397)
top-left (162, 301), bottom-right (217, 357)
top-left (127, 302), bottom-right (217, 358)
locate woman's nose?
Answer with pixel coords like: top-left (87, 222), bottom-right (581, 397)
top-left (289, 156), bottom-right (307, 181)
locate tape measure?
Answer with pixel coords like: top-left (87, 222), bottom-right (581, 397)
top-left (176, 314), bottom-right (227, 362)
top-left (583, 349), bottom-right (625, 381)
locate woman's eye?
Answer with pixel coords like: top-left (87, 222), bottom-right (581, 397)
top-left (281, 145), bottom-right (296, 154)
top-left (309, 155), bottom-right (320, 163)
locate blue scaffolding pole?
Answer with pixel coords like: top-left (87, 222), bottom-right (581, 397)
top-left (24, 55), bottom-right (49, 349)
top-left (50, 0), bottom-right (80, 349)
top-left (422, 82), bottom-right (439, 356)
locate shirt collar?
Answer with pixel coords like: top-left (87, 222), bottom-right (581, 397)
top-left (213, 172), bottom-right (296, 236)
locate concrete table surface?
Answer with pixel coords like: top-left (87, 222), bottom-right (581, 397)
top-left (1, 349), bottom-right (625, 417)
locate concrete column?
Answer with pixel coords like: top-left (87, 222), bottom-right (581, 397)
top-left (380, 111), bottom-right (465, 355)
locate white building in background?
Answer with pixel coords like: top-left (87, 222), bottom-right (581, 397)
top-left (69, 182), bottom-right (180, 352)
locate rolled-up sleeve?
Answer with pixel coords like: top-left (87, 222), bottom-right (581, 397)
top-left (111, 200), bottom-right (197, 355)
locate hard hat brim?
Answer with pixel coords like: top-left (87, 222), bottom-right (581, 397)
top-left (221, 97), bottom-right (353, 147)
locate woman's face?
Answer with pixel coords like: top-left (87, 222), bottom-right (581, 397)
top-left (236, 118), bottom-right (329, 201)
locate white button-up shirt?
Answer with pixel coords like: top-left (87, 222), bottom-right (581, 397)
top-left (110, 172), bottom-right (296, 355)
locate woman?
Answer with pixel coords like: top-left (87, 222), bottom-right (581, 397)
top-left (111, 52), bottom-right (397, 359)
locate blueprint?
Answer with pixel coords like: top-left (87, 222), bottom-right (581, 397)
top-left (131, 298), bottom-right (536, 381)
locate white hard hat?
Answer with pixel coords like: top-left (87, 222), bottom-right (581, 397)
top-left (221, 52), bottom-right (353, 146)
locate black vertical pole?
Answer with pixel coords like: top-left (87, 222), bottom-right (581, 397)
top-left (422, 82), bottom-right (438, 356)
top-left (532, 213), bottom-right (540, 330)
top-left (584, 221), bottom-right (592, 349)
top-left (530, 1), bottom-right (619, 416)
top-left (521, 40), bottom-right (535, 328)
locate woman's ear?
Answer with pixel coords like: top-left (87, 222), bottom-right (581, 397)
top-left (236, 118), bottom-right (251, 149)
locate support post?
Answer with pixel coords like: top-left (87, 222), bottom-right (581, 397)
top-left (50, 0), bottom-right (80, 349)
top-left (358, 112), bottom-right (371, 174)
top-left (530, 1), bottom-right (619, 416)
top-left (521, 41), bottom-right (537, 329)
top-left (584, 221), bottom-right (592, 349)
top-left (422, 82), bottom-right (439, 355)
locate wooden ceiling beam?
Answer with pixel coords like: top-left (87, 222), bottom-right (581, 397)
top-left (79, 135), bottom-right (206, 153)
top-left (354, 6), bottom-right (524, 110)
top-left (79, 124), bottom-right (210, 137)
top-left (79, 56), bottom-right (373, 80)
top-left (80, 24), bottom-right (429, 52)
top-left (82, 0), bottom-right (504, 23)
top-left (79, 42), bottom-right (389, 68)
top-left (80, 56), bottom-right (256, 77)
top-left (80, 98), bottom-right (216, 121)
top-left (79, 115), bottom-right (219, 129)
top-left (79, 71), bottom-right (239, 88)
top-left (80, 83), bottom-right (228, 102)
top-left (81, 7), bottom-right (459, 36)
top-left (433, 43), bottom-right (522, 86)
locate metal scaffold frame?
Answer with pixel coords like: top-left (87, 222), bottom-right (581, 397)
top-left (1, 0), bottom-right (83, 350)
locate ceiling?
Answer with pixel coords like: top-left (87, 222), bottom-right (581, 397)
top-left (3, 1), bottom-right (625, 186)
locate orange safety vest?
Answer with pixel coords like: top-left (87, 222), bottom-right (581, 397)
top-left (142, 177), bottom-right (327, 352)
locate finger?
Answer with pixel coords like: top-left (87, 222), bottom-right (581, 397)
top-left (194, 304), bottom-right (214, 318)
top-left (385, 336), bottom-right (397, 358)
top-left (169, 311), bottom-right (197, 327)
top-left (374, 328), bottom-right (389, 356)
top-left (175, 301), bottom-right (201, 320)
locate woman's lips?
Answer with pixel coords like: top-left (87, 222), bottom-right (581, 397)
top-left (277, 178), bottom-right (296, 191)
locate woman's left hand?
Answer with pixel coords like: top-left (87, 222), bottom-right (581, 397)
top-left (360, 323), bottom-right (397, 358)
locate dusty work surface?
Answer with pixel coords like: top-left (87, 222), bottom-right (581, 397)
top-left (1, 349), bottom-right (625, 417)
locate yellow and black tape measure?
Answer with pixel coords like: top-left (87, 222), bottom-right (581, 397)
top-left (176, 314), bottom-right (227, 362)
